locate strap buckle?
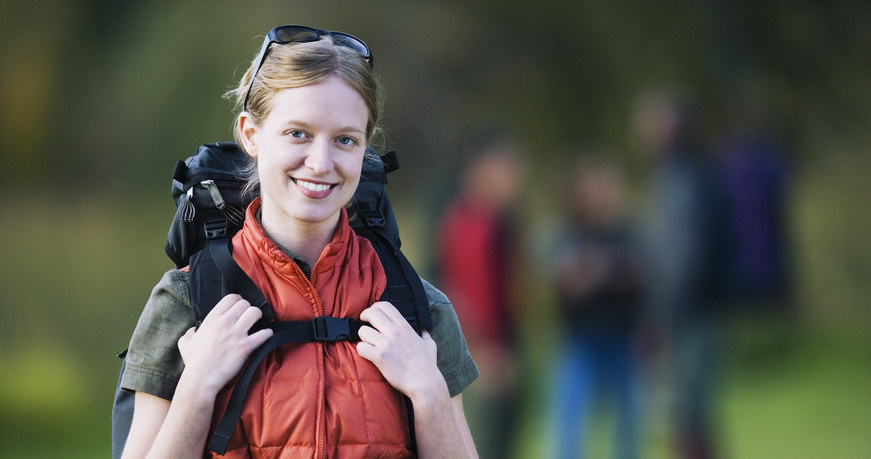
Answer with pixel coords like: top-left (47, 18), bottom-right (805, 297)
top-left (312, 317), bottom-right (354, 341)
top-left (361, 209), bottom-right (385, 228)
top-left (204, 219), bottom-right (228, 239)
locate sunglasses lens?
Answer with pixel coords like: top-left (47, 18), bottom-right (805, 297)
top-left (273, 26), bottom-right (320, 43)
top-left (331, 33), bottom-right (370, 58)
top-left (270, 27), bottom-right (369, 60)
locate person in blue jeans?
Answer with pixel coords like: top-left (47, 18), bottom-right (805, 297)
top-left (548, 154), bottom-right (645, 459)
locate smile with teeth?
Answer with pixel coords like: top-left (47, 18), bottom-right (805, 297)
top-left (293, 178), bottom-right (333, 192)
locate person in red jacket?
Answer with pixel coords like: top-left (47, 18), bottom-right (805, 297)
top-left (436, 133), bottom-right (525, 459)
top-left (121, 25), bottom-right (479, 458)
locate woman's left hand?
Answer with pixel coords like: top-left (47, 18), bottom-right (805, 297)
top-left (356, 301), bottom-right (443, 400)
top-left (357, 302), bottom-right (477, 458)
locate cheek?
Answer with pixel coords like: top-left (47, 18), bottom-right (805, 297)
top-left (346, 156), bottom-right (365, 183)
top-left (339, 156), bottom-right (365, 194)
top-left (255, 155), bottom-right (278, 181)
top-left (256, 146), bottom-right (303, 174)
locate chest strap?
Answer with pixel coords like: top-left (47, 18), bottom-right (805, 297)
top-left (201, 233), bottom-right (418, 455)
top-left (208, 316), bottom-right (366, 454)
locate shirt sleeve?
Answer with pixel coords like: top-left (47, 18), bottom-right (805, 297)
top-left (423, 278), bottom-right (479, 397)
top-left (120, 269), bottom-right (195, 401)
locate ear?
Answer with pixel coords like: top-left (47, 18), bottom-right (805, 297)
top-left (238, 112), bottom-right (259, 158)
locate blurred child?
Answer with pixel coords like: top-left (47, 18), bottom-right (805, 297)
top-left (548, 154), bottom-right (645, 459)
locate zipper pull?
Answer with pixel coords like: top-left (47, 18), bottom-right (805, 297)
top-left (181, 187), bottom-right (196, 223)
top-left (201, 180), bottom-right (245, 227)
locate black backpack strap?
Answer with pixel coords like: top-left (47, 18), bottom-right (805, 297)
top-left (207, 317), bottom-right (366, 454)
top-left (351, 208), bottom-right (428, 457)
top-left (189, 227), bottom-right (275, 325)
top-left (351, 150), bottom-right (431, 333)
top-left (378, 230), bottom-right (433, 332)
top-left (206, 236), bottom-right (275, 325)
top-left (355, 211), bottom-right (433, 333)
top-left (189, 244), bottom-right (223, 325)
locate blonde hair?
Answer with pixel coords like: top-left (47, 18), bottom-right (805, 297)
top-left (225, 37), bottom-right (384, 194)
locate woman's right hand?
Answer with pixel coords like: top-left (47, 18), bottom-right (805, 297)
top-left (177, 294), bottom-right (273, 395)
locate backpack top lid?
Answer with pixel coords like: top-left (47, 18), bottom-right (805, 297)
top-left (170, 142), bottom-right (251, 202)
top-left (165, 142), bottom-right (401, 269)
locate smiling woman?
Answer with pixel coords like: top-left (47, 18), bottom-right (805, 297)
top-left (239, 76), bottom-right (370, 261)
top-left (118, 25), bottom-right (479, 459)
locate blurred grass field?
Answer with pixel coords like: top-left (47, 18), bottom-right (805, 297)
top-left (514, 320), bottom-right (871, 459)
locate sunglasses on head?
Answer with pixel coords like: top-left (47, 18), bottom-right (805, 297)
top-left (242, 25), bottom-right (374, 112)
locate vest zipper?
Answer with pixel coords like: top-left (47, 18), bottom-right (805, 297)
top-left (299, 261), bottom-right (329, 459)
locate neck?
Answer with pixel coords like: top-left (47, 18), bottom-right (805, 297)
top-left (259, 207), bottom-right (341, 269)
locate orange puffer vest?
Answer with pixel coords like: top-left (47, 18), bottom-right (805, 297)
top-left (210, 198), bottom-right (414, 458)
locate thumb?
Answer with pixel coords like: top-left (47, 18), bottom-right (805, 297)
top-left (177, 326), bottom-right (196, 349)
top-left (420, 330), bottom-right (438, 352)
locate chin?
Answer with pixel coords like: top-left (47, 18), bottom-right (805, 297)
top-left (290, 207), bottom-right (343, 226)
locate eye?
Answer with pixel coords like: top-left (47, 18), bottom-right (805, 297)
top-left (288, 130), bottom-right (306, 139)
top-left (336, 136), bottom-right (357, 146)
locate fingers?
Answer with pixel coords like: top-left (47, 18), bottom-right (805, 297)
top-left (246, 327), bottom-right (274, 350)
top-left (210, 293), bottom-right (245, 316)
top-left (358, 302), bottom-right (417, 351)
top-left (359, 301), bottom-right (406, 331)
top-left (355, 340), bottom-right (377, 360)
top-left (237, 303), bottom-right (265, 331)
top-left (357, 322), bottom-right (385, 347)
top-left (420, 330), bottom-right (438, 354)
top-left (357, 301), bottom-right (426, 356)
top-left (203, 294), bottom-right (263, 333)
top-left (178, 295), bottom-right (273, 386)
top-left (201, 294), bottom-right (248, 326)
top-left (355, 309), bottom-right (441, 399)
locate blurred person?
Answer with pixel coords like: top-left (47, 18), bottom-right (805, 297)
top-left (631, 88), bottom-right (727, 459)
top-left (547, 153), bottom-right (646, 459)
top-left (435, 132), bottom-right (526, 459)
top-left (714, 79), bottom-right (792, 313)
top-left (120, 25), bottom-right (479, 458)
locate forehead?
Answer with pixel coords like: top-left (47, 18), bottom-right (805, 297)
top-left (263, 75), bottom-right (368, 131)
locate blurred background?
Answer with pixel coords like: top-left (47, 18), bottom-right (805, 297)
top-left (1, 1), bottom-right (869, 457)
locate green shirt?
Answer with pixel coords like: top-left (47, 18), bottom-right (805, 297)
top-left (121, 269), bottom-right (479, 400)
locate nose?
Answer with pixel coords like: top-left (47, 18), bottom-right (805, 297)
top-left (304, 140), bottom-right (334, 175)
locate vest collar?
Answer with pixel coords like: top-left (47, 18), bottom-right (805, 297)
top-left (236, 197), bottom-right (350, 278)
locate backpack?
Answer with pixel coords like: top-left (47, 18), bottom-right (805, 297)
top-left (112, 142), bottom-right (432, 458)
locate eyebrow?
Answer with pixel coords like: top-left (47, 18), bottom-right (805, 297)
top-left (279, 120), bottom-right (365, 135)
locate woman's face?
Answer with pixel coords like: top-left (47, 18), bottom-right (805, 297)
top-left (241, 75), bottom-right (369, 232)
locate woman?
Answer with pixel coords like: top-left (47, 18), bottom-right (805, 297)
top-left (121, 25), bottom-right (479, 458)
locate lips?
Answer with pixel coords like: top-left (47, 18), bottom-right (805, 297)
top-left (293, 178), bottom-right (335, 198)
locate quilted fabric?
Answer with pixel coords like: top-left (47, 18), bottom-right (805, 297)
top-left (212, 198), bottom-right (413, 458)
